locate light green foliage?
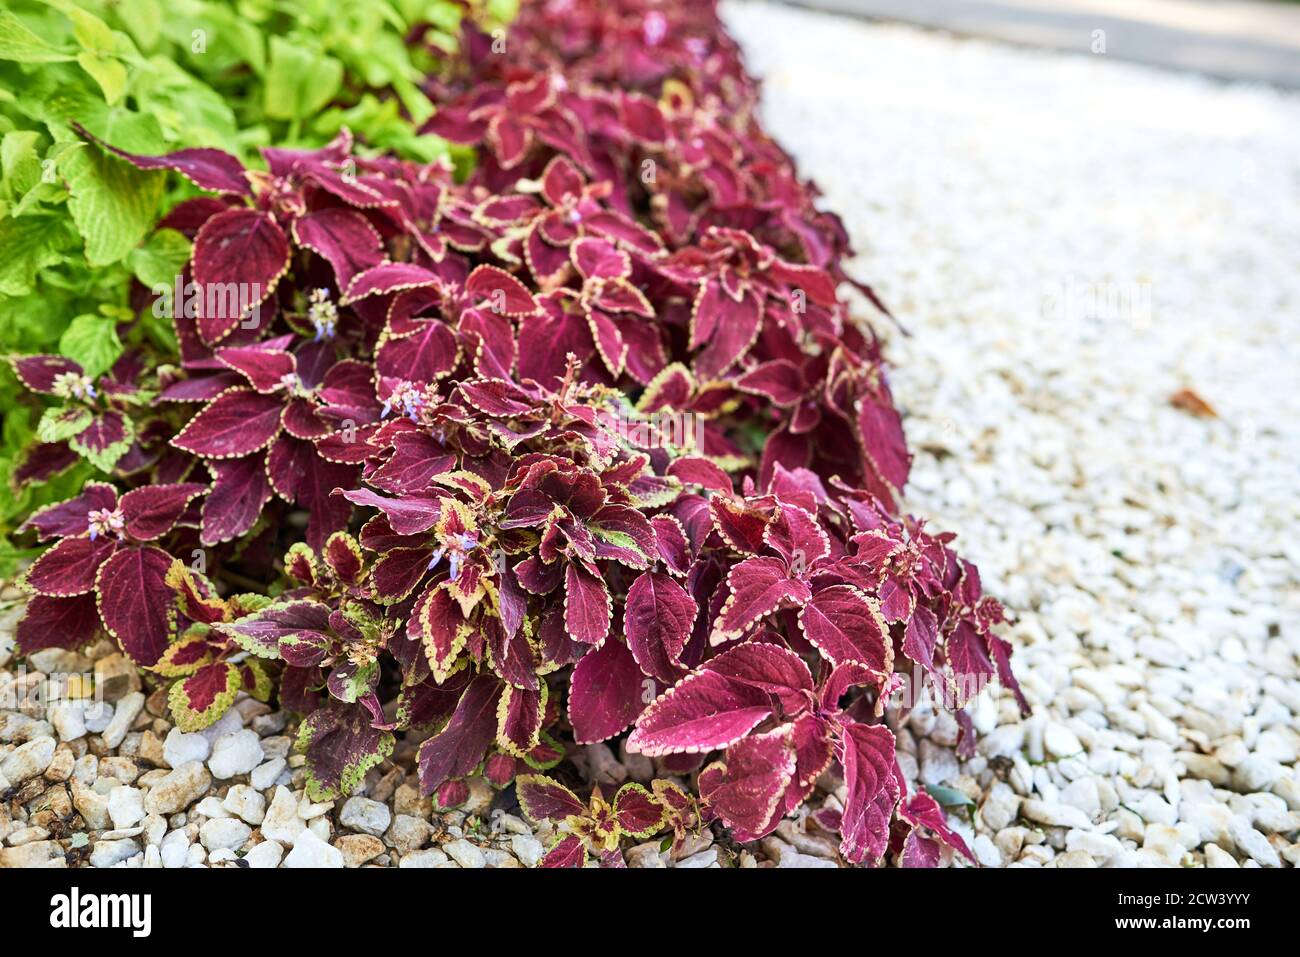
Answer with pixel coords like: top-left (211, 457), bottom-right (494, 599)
top-left (58, 313), bottom-right (123, 378)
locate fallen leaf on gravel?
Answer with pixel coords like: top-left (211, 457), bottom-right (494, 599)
top-left (1169, 388), bottom-right (1217, 418)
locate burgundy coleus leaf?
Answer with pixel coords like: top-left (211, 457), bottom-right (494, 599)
top-left (280, 665), bottom-right (324, 715)
top-left (218, 600), bottom-right (333, 659)
top-left (484, 612), bottom-right (537, 691)
top-left (820, 660), bottom-right (889, 712)
top-left (713, 555), bottom-right (812, 642)
top-left (343, 262), bottom-right (440, 305)
top-left (627, 668), bottom-right (773, 757)
top-left (496, 683), bottom-right (545, 756)
top-left (76, 128), bottom-right (249, 195)
top-left (564, 563), bottom-right (611, 644)
top-left (624, 570), bottom-right (696, 683)
top-left (166, 563), bottom-right (226, 626)
top-left (495, 560), bottom-right (528, 641)
top-left (709, 496), bottom-right (772, 554)
top-left (768, 464), bottom-right (830, 514)
top-left (516, 774), bottom-right (586, 823)
top-left (877, 572), bottom-right (915, 623)
top-left (612, 783), bottom-right (666, 838)
top-left (650, 514), bottom-right (692, 576)
top-left (372, 547), bottom-right (436, 604)
top-left (24, 535), bottom-right (117, 596)
top-left (153, 631), bottom-right (217, 676)
top-left (501, 489), bottom-right (559, 530)
top-left (585, 208), bottom-right (662, 256)
top-left (298, 704), bottom-right (395, 802)
top-left (836, 722), bottom-right (900, 865)
top-left (156, 196), bottom-right (227, 236)
top-left (539, 154), bottom-right (584, 206)
top-left (988, 633), bottom-right (1031, 716)
top-left (459, 307), bottom-right (516, 379)
top-left (15, 594), bottom-right (101, 654)
top-left (514, 555), bottom-right (563, 595)
top-left (216, 342), bottom-right (296, 393)
top-left (191, 208), bottom-right (289, 343)
top-left (899, 789), bottom-right (976, 864)
top-left (314, 423), bottom-right (380, 465)
top-left (464, 264), bottom-right (538, 317)
top-left (737, 360), bottom-right (806, 407)
top-left (10, 355), bottom-right (85, 395)
top-left (667, 457), bottom-right (732, 495)
top-left (903, 603), bottom-right (939, 675)
top-left (571, 236), bottom-right (630, 281)
top-left (769, 257), bottom-right (839, 306)
top-left (525, 225), bottom-right (571, 286)
top-left (483, 753), bottom-right (517, 789)
top-left (763, 504), bottom-right (830, 570)
top-left (586, 308), bottom-right (625, 376)
top-left (460, 377), bottom-right (538, 418)
top-left (433, 778), bottom-right (469, 811)
top-left (539, 833), bottom-right (587, 869)
top-left (857, 389), bottom-right (911, 495)
top-left (691, 280), bottom-right (762, 379)
top-left (536, 602), bottom-right (583, 668)
top-left (567, 636), bottom-right (646, 745)
top-left (292, 208), bottom-right (386, 290)
top-left (787, 713), bottom-right (836, 809)
top-left (341, 488), bottom-right (442, 535)
top-left (900, 831), bottom-right (942, 868)
top-left (698, 727), bottom-right (797, 839)
top-left (19, 481), bottom-right (116, 540)
top-left (417, 674), bottom-right (502, 794)
top-left (70, 410), bottom-right (131, 468)
top-left (13, 442), bottom-right (80, 487)
top-left (588, 505), bottom-right (655, 568)
top-left (168, 660), bottom-right (241, 732)
top-left (95, 545), bottom-right (177, 666)
top-left (157, 371), bottom-right (243, 403)
top-left (326, 657), bottom-right (380, 708)
top-left (376, 320), bottom-right (460, 384)
top-left (590, 278), bottom-right (653, 317)
top-left (119, 483), bottom-right (207, 541)
top-left (799, 585), bottom-right (892, 672)
top-left (200, 451), bottom-right (273, 546)
top-left (517, 299), bottom-right (595, 389)
top-left (172, 388), bottom-right (284, 457)
top-left (322, 532), bottom-right (364, 584)
top-left (475, 192), bottom-right (541, 227)
top-left (524, 733), bottom-right (564, 771)
top-left (705, 641), bottom-right (815, 716)
top-left (946, 619), bottom-right (996, 707)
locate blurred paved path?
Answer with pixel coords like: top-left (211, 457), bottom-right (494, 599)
top-left (781, 0), bottom-right (1300, 86)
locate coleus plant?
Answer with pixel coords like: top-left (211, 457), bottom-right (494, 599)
top-left (5, 0), bottom-right (1025, 866)
top-left (10, 353), bottom-right (154, 477)
top-left (515, 773), bottom-right (701, 867)
top-left (16, 478), bottom-right (207, 666)
top-left (627, 640), bottom-right (974, 865)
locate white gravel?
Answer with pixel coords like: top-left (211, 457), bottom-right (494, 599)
top-left (725, 0), bottom-right (1300, 866)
